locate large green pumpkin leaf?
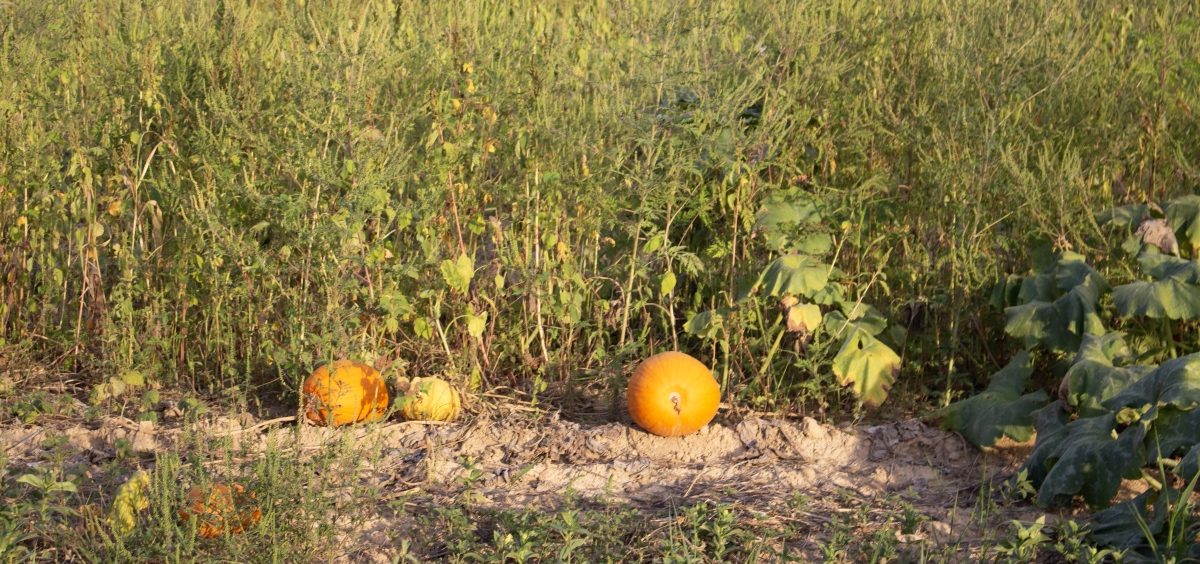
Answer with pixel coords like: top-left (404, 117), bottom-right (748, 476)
top-left (938, 352), bottom-right (1048, 447)
top-left (832, 330), bottom-right (901, 408)
top-left (755, 195), bottom-right (821, 231)
top-left (1176, 446), bottom-right (1200, 482)
top-left (1087, 490), bottom-right (1164, 551)
top-left (1075, 330), bottom-right (1132, 362)
top-left (1064, 333), bottom-right (1153, 418)
top-left (1022, 401), bottom-right (1071, 486)
top-left (1026, 412), bottom-right (1147, 508)
top-left (1103, 352), bottom-right (1200, 413)
top-left (1137, 247), bottom-right (1200, 282)
top-left (1016, 274), bottom-right (1058, 303)
top-left (1005, 288), bottom-right (1105, 351)
top-left (1145, 406), bottom-right (1200, 462)
top-left (1003, 253), bottom-right (1108, 352)
top-left (1004, 300), bottom-right (1055, 344)
top-left (989, 273), bottom-right (1024, 309)
top-left (1035, 398), bottom-right (1072, 432)
top-left (795, 233), bottom-right (833, 256)
top-left (807, 282), bottom-right (845, 306)
top-left (754, 194), bottom-right (830, 255)
top-left (1049, 274), bottom-right (1108, 337)
top-left (1090, 484), bottom-right (1200, 562)
top-left (1053, 251), bottom-right (1102, 290)
top-left (1096, 203), bottom-right (1150, 230)
top-left (757, 254), bottom-right (830, 298)
top-left (1066, 363), bottom-right (1153, 418)
top-left (1165, 195), bottom-right (1200, 255)
top-left (1112, 278), bottom-right (1200, 320)
top-left (684, 308), bottom-right (727, 340)
top-left (824, 302), bottom-right (887, 338)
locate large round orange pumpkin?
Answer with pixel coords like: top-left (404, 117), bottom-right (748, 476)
top-left (178, 482), bottom-right (261, 538)
top-left (302, 360), bottom-right (389, 426)
top-left (626, 351), bottom-right (721, 437)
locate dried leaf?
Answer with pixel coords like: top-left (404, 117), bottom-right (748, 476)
top-left (1136, 218), bottom-right (1179, 255)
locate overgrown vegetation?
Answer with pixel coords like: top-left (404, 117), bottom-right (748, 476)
top-left (5, 0), bottom-right (1199, 411)
top-left (3, 0), bottom-right (1200, 560)
top-left (941, 196), bottom-right (1200, 559)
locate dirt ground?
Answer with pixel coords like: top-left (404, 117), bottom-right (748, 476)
top-left (2, 393), bottom-right (1052, 560)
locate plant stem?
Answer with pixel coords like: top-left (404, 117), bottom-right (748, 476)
top-left (1162, 319), bottom-right (1177, 358)
top-left (1141, 469), bottom-right (1164, 492)
top-left (618, 226), bottom-right (642, 350)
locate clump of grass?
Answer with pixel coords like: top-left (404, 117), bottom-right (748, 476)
top-left (0, 416), bottom-right (381, 562)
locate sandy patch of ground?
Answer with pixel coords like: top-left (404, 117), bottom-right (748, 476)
top-left (4, 404), bottom-right (1042, 560)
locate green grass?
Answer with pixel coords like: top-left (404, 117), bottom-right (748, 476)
top-left (2, 0), bottom-right (1200, 560)
top-left (4, 0), bottom-right (1198, 411)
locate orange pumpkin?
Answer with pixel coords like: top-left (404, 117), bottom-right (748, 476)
top-left (302, 360), bottom-right (389, 426)
top-left (626, 351), bottom-right (721, 437)
top-left (178, 483), bottom-right (261, 538)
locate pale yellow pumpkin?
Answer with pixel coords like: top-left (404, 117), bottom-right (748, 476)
top-left (398, 377), bottom-right (461, 421)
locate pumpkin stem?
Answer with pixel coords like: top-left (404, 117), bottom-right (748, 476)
top-left (669, 392), bottom-right (681, 415)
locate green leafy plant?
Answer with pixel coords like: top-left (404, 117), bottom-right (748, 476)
top-left (992, 251), bottom-right (1109, 353)
top-left (1087, 469), bottom-right (1200, 563)
top-left (686, 191), bottom-right (902, 407)
top-left (995, 516), bottom-right (1050, 563)
top-left (1059, 332), bottom-right (1151, 418)
top-left (943, 195), bottom-right (1200, 556)
top-left (1050, 519), bottom-right (1120, 564)
top-left (936, 352), bottom-right (1047, 447)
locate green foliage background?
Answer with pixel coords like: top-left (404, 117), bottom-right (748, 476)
top-left (3, 0), bottom-right (1199, 409)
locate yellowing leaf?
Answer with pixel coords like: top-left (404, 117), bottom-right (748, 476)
top-left (832, 331), bottom-right (901, 407)
top-left (413, 318), bottom-right (433, 340)
top-left (107, 470), bottom-right (152, 536)
top-left (641, 233), bottom-right (664, 255)
top-left (1135, 218), bottom-right (1179, 255)
top-left (786, 303), bottom-right (821, 333)
top-left (119, 370), bottom-right (145, 388)
top-left (440, 254), bottom-right (475, 294)
top-left (659, 271), bottom-right (677, 298)
top-left (466, 311), bottom-right (488, 339)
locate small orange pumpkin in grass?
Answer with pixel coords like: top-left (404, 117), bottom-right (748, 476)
top-left (302, 360), bottom-right (389, 426)
top-left (178, 482), bottom-right (261, 538)
top-left (626, 351), bottom-right (721, 437)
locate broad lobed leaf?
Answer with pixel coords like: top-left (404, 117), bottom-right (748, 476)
top-left (1165, 195), bottom-right (1200, 254)
top-left (1024, 411), bottom-right (1147, 508)
top-left (1112, 278), bottom-right (1200, 320)
top-left (756, 254), bottom-right (830, 298)
top-left (1064, 333), bottom-right (1152, 418)
top-left (1144, 406), bottom-right (1200, 463)
top-left (938, 352), bottom-right (1047, 447)
top-left (1103, 352), bottom-right (1200, 413)
top-left (831, 331), bottom-right (900, 408)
